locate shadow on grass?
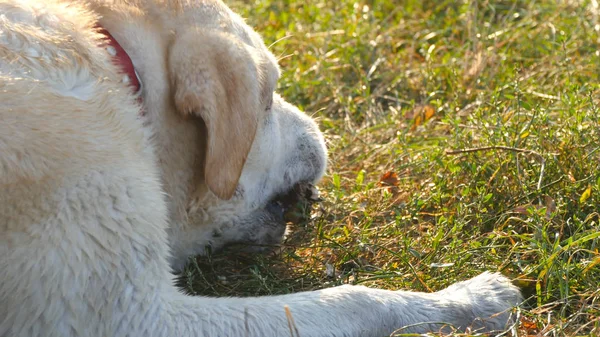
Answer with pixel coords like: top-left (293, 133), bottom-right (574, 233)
top-left (176, 221), bottom-right (329, 297)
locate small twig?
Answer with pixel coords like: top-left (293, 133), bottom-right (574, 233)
top-left (284, 305), bottom-right (300, 337)
top-left (391, 321), bottom-right (456, 335)
top-left (501, 177), bottom-right (563, 215)
top-left (446, 145), bottom-right (540, 157)
top-left (445, 146), bottom-right (546, 191)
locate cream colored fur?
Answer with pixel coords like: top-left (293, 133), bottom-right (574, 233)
top-left (0, 0), bottom-right (522, 336)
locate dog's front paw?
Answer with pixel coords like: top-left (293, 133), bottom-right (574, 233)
top-left (438, 271), bottom-right (523, 332)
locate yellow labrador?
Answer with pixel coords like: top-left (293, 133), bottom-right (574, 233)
top-left (0, 0), bottom-right (522, 336)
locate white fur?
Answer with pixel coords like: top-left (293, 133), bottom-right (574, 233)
top-left (0, 0), bottom-right (522, 336)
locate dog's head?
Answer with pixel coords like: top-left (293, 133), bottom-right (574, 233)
top-left (98, 0), bottom-right (327, 270)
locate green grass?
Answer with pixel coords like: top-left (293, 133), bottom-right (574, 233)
top-left (179, 0), bottom-right (600, 335)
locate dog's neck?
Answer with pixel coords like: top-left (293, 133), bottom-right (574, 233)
top-left (97, 25), bottom-right (143, 98)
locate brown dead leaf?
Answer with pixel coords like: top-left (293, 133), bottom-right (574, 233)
top-left (512, 196), bottom-right (556, 220)
top-left (407, 104), bottom-right (436, 131)
top-left (512, 204), bottom-right (533, 216)
top-left (378, 171), bottom-right (399, 187)
top-left (378, 171), bottom-right (400, 196)
top-left (519, 315), bottom-right (540, 335)
top-left (423, 105), bottom-right (435, 120)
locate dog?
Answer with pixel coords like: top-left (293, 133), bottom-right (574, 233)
top-left (0, 0), bottom-right (523, 336)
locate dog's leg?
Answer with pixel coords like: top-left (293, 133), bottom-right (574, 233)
top-left (157, 271), bottom-right (520, 336)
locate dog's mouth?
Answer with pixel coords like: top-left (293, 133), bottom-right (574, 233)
top-left (265, 182), bottom-right (322, 223)
top-left (222, 182), bottom-right (321, 254)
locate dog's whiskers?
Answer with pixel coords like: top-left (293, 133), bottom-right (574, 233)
top-left (276, 53), bottom-right (295, 63)
top-left (268, 35), bottom-right (292, 50)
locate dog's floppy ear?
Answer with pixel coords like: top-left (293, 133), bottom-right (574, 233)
top-left (169, 29), bottom-right (262, 200)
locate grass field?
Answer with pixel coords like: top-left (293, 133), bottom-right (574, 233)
top-left (179, 0), bottom-right (600, 335)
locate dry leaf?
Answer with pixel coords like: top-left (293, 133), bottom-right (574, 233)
top-left (580, 184), bottom-right (592, 203)
top-left (503, 109), bottom-right (514, 122)
top-left (378, 171), bottom-right (399, 187)
top-left (519, 315), bottom-right (540, 335)
top-left (378, 171), bottom-right (400, 196)
top-left (513, 196), bottom-right (556, 220)
top-left (424, 105), bottom-right (435, 120)
top-left (583, 256), bottom-right (600, 274)
top-left (407, 104), bottom-right (436, 131)
top-left (512, 204), bottom-right (533, 216)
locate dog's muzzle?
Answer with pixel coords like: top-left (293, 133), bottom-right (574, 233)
top-left (266, 182), bottom-right (321, 222)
